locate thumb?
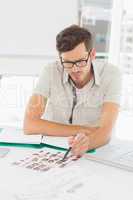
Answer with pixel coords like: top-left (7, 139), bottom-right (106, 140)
top-left (68, 136), bottom-right (75, 146)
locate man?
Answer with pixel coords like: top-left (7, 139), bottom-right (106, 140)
top-left (23, 25), bottom-right (122, 156)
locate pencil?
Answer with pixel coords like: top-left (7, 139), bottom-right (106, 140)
top-left (61, 147), bottom-right (72, 162)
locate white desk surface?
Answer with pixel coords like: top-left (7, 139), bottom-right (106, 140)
top-left (0, 146), bottom-right (133, 200)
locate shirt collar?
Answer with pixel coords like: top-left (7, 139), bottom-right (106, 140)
top-left (56, 60), bottom-right (69, 84)
top-left (92, 60), bottom-right (101, 86)
top-left (63, 70), bottom-right (69, 84)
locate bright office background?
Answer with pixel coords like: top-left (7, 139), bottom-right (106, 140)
top-left (0, 0), bottom-right (133, 140)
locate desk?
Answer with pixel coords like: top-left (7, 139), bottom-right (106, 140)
top-left (0, 146), bottom-right (133, 200)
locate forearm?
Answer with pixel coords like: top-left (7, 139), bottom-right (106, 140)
top-left (87, 103), bottom-right (119, 150)
top-left (87, 126), bottom-right (112, 150)
top-left (24, 118), bottom-right (91, 137)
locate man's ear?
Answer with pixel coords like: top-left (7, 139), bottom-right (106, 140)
top-left (90, 48), bottom-right (96, 60)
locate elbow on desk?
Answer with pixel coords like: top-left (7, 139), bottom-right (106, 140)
top-left (23, 118), bottom-right (44, 136)
top-left (23, 113), bottom-right (42, 135)
top-left (23, 127), bottom-right (33, 135)
top-left (23, 121), bottom-right (35, 135)
top-left (103, 137), bottom-right (111, 146)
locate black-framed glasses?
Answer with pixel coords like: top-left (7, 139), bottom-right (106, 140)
top-left (60, 50), bottom-right (91, 70)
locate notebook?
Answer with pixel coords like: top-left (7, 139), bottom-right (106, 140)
top-left (42, 136), bottom-right (69, 149)
top-left (0, 127), bottom-right (41, 144)
top-left (0, 127), bottom-right (95, 153)
top-left (42, 136), bottom-right (95, 153)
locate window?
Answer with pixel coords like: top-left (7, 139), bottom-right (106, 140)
top-left (79, 0), bottom-right (113, 59)
top-left (0, 76), bottom-right (37, 127)
top-left (79, 0), bottom-right (133, 140)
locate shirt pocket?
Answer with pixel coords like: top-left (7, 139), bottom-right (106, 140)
top-left (86, 90), bottom-right (104, 108)
top-left (49, 92), bottom-right (72, 123)
top-left (51, 93), bottom-right (71, 109)
top-left (74, 103), bottom-right (102, 125)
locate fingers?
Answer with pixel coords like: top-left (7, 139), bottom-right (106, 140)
top-left (68, 136), bottom-right (75, 146)
top-left (72, 133), bottom-right (87, 147)
top-left (72, 142), bottom-right (89, 156)
top-left (70, 133), bottom-right (90, 156)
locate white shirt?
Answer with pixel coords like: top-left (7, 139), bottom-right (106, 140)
top-left (33, 59), bottom-right (122, 126)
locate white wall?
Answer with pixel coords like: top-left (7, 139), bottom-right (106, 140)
top-left (109, 0), bottom-right (124, 66)
top-left (0, 56), bottom-right (52, 76)
top-left (0, 0), bottom-right (78, 75)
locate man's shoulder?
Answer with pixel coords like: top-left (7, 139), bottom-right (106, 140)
top-left (94, 59), bottom-right (121, 77)
top-left (104, 63), bottom-right (121, 81)
top-left (40, 60), bottom-right (62, 78)
top-left (42, 60), bottom-right (62, 72)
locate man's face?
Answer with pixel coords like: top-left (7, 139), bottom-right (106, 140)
top-left (60, 43), bottom-right (95, 87)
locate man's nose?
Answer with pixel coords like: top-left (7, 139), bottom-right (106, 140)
top-left (72, 64), bottom-right (80, 72)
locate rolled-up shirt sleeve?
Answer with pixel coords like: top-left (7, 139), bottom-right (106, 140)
top-left (103, 67), bottom-right (122, 104)
top-left (32, 64), bottom-right (51, 98)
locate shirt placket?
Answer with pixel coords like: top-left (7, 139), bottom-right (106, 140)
top-left (68, 86), bottom-right (77, 124)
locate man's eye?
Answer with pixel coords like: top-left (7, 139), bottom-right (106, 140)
top-left (77, 60), bottom-right (87, 65)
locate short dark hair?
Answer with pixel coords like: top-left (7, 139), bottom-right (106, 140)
top-left (56, 24), bottom-right (93, 53)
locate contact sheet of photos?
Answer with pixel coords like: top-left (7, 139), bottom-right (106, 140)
top-left (12, 150), bottom-right (80, 172)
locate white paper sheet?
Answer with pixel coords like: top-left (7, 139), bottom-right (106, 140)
top-left (1, 147), bottom-right (133, 200)
top-left (10, 160), bottom-right (133, 200)
top-left (12, 165), bottom-right (101, 200)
